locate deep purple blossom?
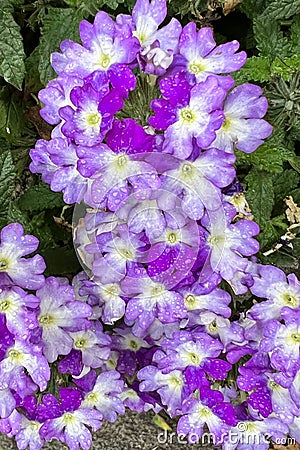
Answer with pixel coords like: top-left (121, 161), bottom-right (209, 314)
top-left (60, 83), bottom-right (123, 146)
top-left (149, 73), bottom-right (225, 159)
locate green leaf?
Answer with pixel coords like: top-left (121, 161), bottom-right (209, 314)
top-left (236, 129), bottom-right (294, 174)
top-left (17, 183), bottom-right (65, 212)
top-left (0, 151), bottom-right (15, 220)
top-left (253, 16), bottom-right (291, 58)
top-left (270, 55), bottom-right (300, 80)
top-left (238, 0), bottom-right (269, 19)
top-left (245, 169), bottom-right (274, 228)
top-left (262, 0), bottom-right (300, 20)
top-left (288, 156), bottom-right (300, 174)
top-left (0, 6), bottom-right (26, 89)
top-left (273, 169), bottom-right (300, 203)
top-left (233, 57), bottom-right (271, 84)
top-left (0, 87), bottom-right (24, 142)
top-left (38, 8), bottom-right (82, 85)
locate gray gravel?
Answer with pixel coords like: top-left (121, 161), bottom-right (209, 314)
top-left (0, 410), bottom-right (218, 450)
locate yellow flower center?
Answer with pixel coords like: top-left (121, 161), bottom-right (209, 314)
top-left (208, 234), bottom-right (225, 247)
top-left (291, 333), bottom-right (300, 343)
top-left (99, 54), bottom-right (111, 69)
top-left (86, 112), bottom-right (102, 127)
top-left (282, 292), bottom-right (299, 308)
top-left (0, 299), bottom-right (11, 313)
top-left (179, 108), bottom-right (196, 124)
top-left (8, 349), bottom-right (23, 361)
top-left (151, 284), bottom-right (164, 296)
top-left (38, 314), bottom-right (55, 326)
top-left (63, 412), bottom-right (76, 424)
top-left (74, 338), bottom-right (87, 349)
top-left (119, 248), bottom-right (134, 260)
top-left (0, 258), bottom-right (9, 271)
top-left (166, 231), bottom-right (178, 245)
top-left (184, 294), bottom-right (196, 307)
top-left (188, 61), bottom-right (206, 74)
top-left (222, 117), bottom-right (231, 131)
top-left (188, 352), bottom-right (202, 366)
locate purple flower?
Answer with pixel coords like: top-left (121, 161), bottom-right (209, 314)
top-left (29, 138), bottom-right (93, 205)
top-left (178, 284), bottom-right (232, 319)
top-left (68, 321), bottom-right (111, 369)
top-left (36, 277), bottom-right (92, 362)
top-left (60, 83), bottom-right (123, 146)
top-left (91, 224), bottom-right (147, 283)
top-left (40, 388), bottom-right (102, 450)
top-left (81, 370), bottom-right (125, 421)
top-left (177, 387), bottom-right (236, 444)
top-left (146, 220), bottom-right (200, 280)
top-left (122, 273), bottom-right (187, 329)
top-left (154, 330), bottom-right (223, 373)
top-left (0, 223), bottom-right (45, 290)
top-left (0, 286), bottom-right (39, 339)
top-left (149, 73), bottom-right (225, 159)
top-left (52, 11), bottom-right (139, 97)
top-left (77, 144), bottom-right (160, 211)
top-left (201, 204), bottom-right (260, 282)
top-left (260, 312), bottom-right (300, 376)
top-left (158, 149), bottom-right (236, 219)
top-left (138, 365), bottom-right (184, 416)
top-left (238, 365), bottom-right (299, 422)
top-left (0, 339), bottom-right (50, 392)
top-left (209, 83), bottom-right (273, 153)
top-left (117, 0), bottom-right (182, 75)
top-left (79, 278), bottom-right (126, 325)
top-left (171, 23), bottom-right (246, 89)
top-left (38, 75), bottom-right (83, 126)
top-left (249, 265), bottom-right (300, 321)
top-left (223, 418), bottom-right (288, 450)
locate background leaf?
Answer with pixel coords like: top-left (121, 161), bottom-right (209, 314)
top-left (0, 6), bottom-right (26, 89)
top-left (38, 8), bottom-right (82, 85)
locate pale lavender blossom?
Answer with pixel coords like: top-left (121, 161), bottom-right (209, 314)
top-left (0, 223), bottom-right (45, 290)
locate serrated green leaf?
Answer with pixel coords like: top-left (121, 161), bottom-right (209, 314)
top-left (0, 7), bottom-right (26, 89)
top-left (236, 130), bottom-right (294, 174)
top-left (245, 169), bottom-right (274, 228)
top-left (38, 8), bottom-right (82, 85)
top-left (0, 87), bottom-right (24, 142)
top-left (288, 156), bottom-right (300, 174)
top-left (238, 0), bottom-right (269, 19)
top-left (18, 183), bottom-right (65, 212)
top-left (273, 169), bottom-right (300, 203)
top-left (253, 16), bottom-right (292, 58)
top-left (0, 151), bottom-right (15, 220)
top-left (258, 220), bottom-right (280, 250)
top-left (270, 55), bottom-right (300, 80)
top-left (262, 0), bottom-right (300, 20)
top-left (233, 57), bottom-right (271, 84)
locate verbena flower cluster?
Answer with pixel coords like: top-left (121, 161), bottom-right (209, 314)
top-left (2, 0), bottom-right (299, 449)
